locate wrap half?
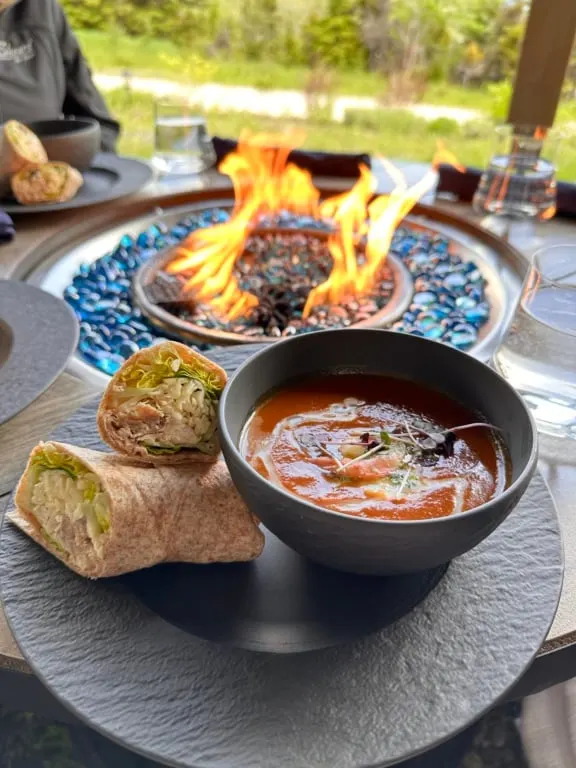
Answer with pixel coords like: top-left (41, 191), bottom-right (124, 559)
top-left (11, 162), bottom-right (83, 205)
top-left (97, 341), bottom-right (227, 464)
top-left (0, 120), bottom-right (48, 197)
top-left (1, 120), bottom-right (48, 174)
top-left (10, 441), bottom-right (264, 578)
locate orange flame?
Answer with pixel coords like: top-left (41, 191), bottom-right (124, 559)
top-left (302, 143), bottom-right (463, 317)
top-left (167, 132), bottom-right (464, 322)
top-left (167, 129), bottom-right (319, 319)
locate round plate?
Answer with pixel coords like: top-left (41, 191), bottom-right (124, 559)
top-left (1, 154), bottom-right (152, 214)
top-left (0, 281), bottom-right (78, 425)
top-left (0, 346), bottom-right (563, 768)
top-left (125, 527), bottom-right (446, 654)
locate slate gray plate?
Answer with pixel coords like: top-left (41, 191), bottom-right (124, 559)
top-left (0, 154), bottom-right (152, 214)
top-left (0, 281), bottom-right (78, 426)
top-left (124, 526), bottom-right (447, 654)
top-left (0, 346), bottom-right (564, 768)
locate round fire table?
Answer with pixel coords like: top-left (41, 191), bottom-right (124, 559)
top-left (21, 182), bottom-right (523, 389)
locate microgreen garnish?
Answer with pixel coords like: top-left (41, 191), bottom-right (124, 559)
top-left (396, 468), bottom-right (412, 498)
top-left (319, 442), bottom-right (344, 469)
top-left (333, 439), bottom-right (388, 471)
top-left (320, 419), bottom-right (500, 476)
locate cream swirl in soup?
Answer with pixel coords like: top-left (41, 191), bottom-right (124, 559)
top-left (241, 375), bottom-right (509, 521)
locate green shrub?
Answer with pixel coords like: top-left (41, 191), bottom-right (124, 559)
top-left (308, 106), bottom-right (333, 126)
top-left (60, 0), bottom-right (111, 30)
top-left (486, 80), bottom-right (512, 122)
top-left (427, 117), bottom-right (460, 137)
top-left (461, 119), bottom-right (495, 140)
top-left (344, 108), bottom-right (424, 133)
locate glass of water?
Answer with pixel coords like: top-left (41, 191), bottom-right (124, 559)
top-left (494, 244), bottom-right (576, 438)
top-left (473, 126), bottom-right (558, 220)
top-left (152, 97), bottom-right (216, 176)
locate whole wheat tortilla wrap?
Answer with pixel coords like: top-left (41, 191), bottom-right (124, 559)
top-left (10, 441), bottom-right (264, 578)
top-left (97, 341), bottom-right (227, 464)
top-left (11, 162), bottom-right (83, 205)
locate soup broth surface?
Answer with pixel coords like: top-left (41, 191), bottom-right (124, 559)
top-left (241, 375), bottom-right (509, 521)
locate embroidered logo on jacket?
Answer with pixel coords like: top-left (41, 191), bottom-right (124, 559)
top-left (0, 38), bottom-right (34, 63)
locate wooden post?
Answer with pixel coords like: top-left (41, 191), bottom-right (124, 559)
top-left (508, 0), bottom-right (576, 130)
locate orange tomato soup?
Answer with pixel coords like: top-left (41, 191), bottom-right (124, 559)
top-left (240, 375), bottom-right (509, 521)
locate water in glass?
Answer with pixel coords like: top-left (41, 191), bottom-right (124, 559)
top-left (494, 245), bottom-right (576, 438)
top-left (474, 155), bottom-right (556, 219)
top-left (473, 126), bottom-right (558, 220)
top-left (153, 107), bottom-right (215, 175)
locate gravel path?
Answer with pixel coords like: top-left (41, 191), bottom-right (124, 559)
top-left (94, 73), bottom-right (481, 124)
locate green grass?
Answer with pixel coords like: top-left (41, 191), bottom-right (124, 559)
top-left (78, 30), bottom-right (385, 95)
top-left (106, 88), bottom-right (576, 181)
top-left (423, 83), bottom-right (495, 113)
top-left (79, 30), bottom-right (494, 105)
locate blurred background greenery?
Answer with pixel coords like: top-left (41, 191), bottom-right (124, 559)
top-left (101, 87), bottom-right (576, 179)
top-left (60, 0), bottom-right (576, 178)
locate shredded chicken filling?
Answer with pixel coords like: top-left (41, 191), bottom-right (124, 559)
top-left (29, 467), bottom-right (110, 557)
top-left (115, 376), bottom-right (218, 454)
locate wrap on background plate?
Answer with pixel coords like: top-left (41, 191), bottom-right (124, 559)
top-left (1, 120), bottom-right (48, 173)
top-left (10, 441), bottom-right (265, 578)
top-left (0, 120), bottom-right (48, 197)
top-left (97, 341), bottom-right (227, 464)
top-left (11, 162), bottom-right (83, 205)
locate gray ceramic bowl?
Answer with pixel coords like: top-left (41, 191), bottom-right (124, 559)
top-left (26, 118), bottom-right (101, 171)
top-left (219, 329), bottom-right (538, 575)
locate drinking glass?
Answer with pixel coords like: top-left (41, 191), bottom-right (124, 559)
top-left (473, 126), bottom-right (558, 220)
top-left (494, 244), bottom-right (576, 438)
top-left (152, 97), bottom-right (216, 176)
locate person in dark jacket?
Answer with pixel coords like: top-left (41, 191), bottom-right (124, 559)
top-left (0, 0), bottom-right (120, 152)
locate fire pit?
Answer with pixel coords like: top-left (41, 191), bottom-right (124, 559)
top-left (132, 132), bottom-right (452, 347)
top-left (24, 135), bottom-right (525, 385)
top-left (134, 224), bottom-right (412, 345)
top-left (61, 206), bottom-right (496, 376)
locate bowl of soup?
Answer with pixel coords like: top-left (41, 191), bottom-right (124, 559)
top-left (219, 329), bottom-right (537, 575)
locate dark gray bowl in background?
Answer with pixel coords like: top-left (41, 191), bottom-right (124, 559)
top-left (219, 329), bottom-right (538, 575)
top-left (26, 118), bottom-right (101, 170)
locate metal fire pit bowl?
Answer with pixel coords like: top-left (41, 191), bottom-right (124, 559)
top-left (133, 226), bottom-right (414, 346)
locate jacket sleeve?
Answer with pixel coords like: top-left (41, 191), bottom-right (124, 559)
top-left (54, 3), bottom-right (121, 153)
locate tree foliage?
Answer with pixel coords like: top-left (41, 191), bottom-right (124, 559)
top-left (239, 0), bottom-right (279, 60)
top-left (62, 0), bottom-right (529, 89)
top-left (60, 0), bottom-right (215, 44)
top-left (303, 0), bottom-right (366, 70)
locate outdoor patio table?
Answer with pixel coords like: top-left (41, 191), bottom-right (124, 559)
top-left (0, 168), bottom-right (575, 722)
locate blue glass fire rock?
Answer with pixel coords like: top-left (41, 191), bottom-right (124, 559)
top-left (443, 272), bottom-right (468, 290)
top-left (413, 291), bottom-right (437, 307)
top-left (448, 323), bottom-right (478, 350)
top-left (64, 207), bottom-right (490, 373)
top-left (119, 234), bottom-right (134, 250)
top-left (97, 354), bottom-right (125, 375)
top-left (455, 296), bottom-right (477, 310)
top-left (117, 340), bottom-right (140, 358)
top-left (130, 320), bottom-right (151, 334)
top-left (135, 332), bottom-right (155, 349)
top-left (464, 304), bottom-right (490, 324)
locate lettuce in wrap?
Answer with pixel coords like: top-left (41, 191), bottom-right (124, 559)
top-left (97, 341), bottom-right (227, 463)
top-left (11, 441), bottom-right (264, 578)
